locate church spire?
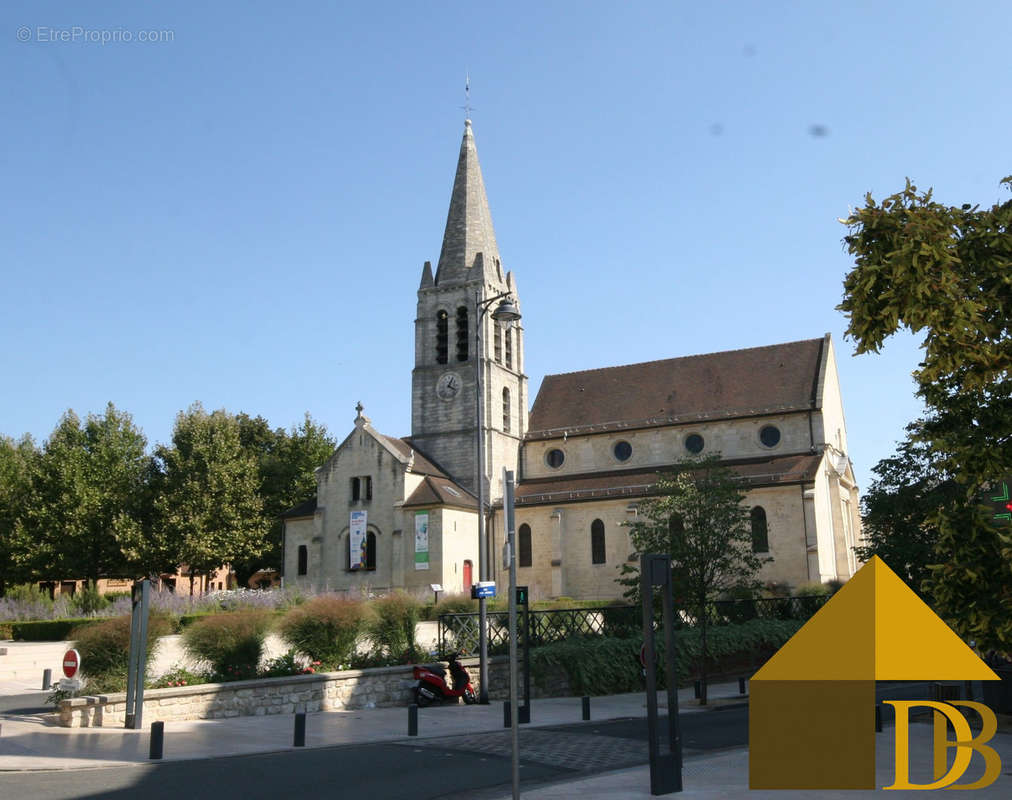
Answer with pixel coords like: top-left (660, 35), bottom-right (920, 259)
top-left (434, 120), bottom-right (501, 287)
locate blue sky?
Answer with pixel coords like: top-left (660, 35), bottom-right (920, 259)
top-left (3, 1), bottom-right (1010, 493)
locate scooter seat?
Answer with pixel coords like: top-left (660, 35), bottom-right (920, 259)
top-left (424, 663), bottom-right (446, 677)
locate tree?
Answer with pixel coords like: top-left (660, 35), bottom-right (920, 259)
top-left (619, 456), bottom-right (770, 704)
top-left (233, 412), bottom-right (335, 587)
top-left (852, 421), bottom-right (959, 597)
top-left (154, 404), bottom-right (266, 594)
top-left (0, 434), bottom-right (40, 594)
top-left (839, 176), bottom-right (1012, 654)
top-left (26, 405), bottom-right (151, 586)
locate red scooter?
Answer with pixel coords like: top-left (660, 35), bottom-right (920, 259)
top-left (413, 652), bottom-right (477, 706)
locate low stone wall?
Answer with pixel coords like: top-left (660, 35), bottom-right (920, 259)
top-left (58, 655), bottom-right (571, 728)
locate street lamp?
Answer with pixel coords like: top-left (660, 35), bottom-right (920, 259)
top-left (474, 289), bottom-right (521, 704)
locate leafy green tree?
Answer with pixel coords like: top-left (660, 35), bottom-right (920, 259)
top-left (0, 434), bottom-right (41, 593)
top-left (26, 405), bottom-right (151, 587)
top-left (852, 421), bottom-right (959, 597)
top-left (839, 176), bottom-right (1012, 653)
top-left (619, 456), bottom-right (770, 703)
top-left (233, 412), bottom-right (334, 587)
top-left (154, 404), bottom-right (266, 594)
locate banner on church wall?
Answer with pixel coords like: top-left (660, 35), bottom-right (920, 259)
top-left (414, 512), bottom-right (429, 570)
top-left (349, 510), bottom-right (368, 570)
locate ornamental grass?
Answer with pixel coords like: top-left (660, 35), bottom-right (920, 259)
top-left (182, 609), bottom-right (274, 681)
top-left (278, 594), bottom-right (369, 670)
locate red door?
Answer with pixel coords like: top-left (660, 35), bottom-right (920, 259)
top-left (463, 560), bottom-right (473, 593)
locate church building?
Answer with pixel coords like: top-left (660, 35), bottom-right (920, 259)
top-left (281, 120), bottom-right (863, 602)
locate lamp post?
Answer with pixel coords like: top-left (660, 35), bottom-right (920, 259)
top-left (474, 289), bottom-right (521, 704)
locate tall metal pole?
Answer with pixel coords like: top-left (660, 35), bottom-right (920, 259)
top-left (504, 468), bottom-right (520, 800)
top-left (474, 288), bottom-right (490, 704)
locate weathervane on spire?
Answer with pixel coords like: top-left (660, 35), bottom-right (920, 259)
top-left (462, 72), bottom-right (472, 121)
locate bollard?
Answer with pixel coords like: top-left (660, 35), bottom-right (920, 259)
top-left (408, 704), bottom-right (418, 736)
top-left (582, 696), bottom-right (590, 721)
top-left (149, 721), bottom-right (164, 760)
top-left (694, 680), bottom-right (701, 699)
top-left (503, 700), bottom-right (511, 728)
top-left (875, 704), bottom-right (882, 733)
top-left (738, 676), bottom-right (746, 695)
top-left (42, 669), bottom-right (52, 691)
top-left (519, 704), bottom-right (530, 724)
top-left (294, 712), bottom-right (306, 747)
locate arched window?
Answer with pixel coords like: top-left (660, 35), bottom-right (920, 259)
top-left (502, 387), bottom-right (511, 432)
top-left (494, 325), bottom-right (502, 363)
top-left (365, 531), bottom-right (377, 570)
top-left (751, 507), bottom-right (769, 553)
top-left (297, 545), bottom-right (308, 576)
top-left (455, 306), bottom-right (469, 361)
top-left (346, 531), bottom-right (378, 570)
top-left (518, 523), bottom-right (532, 568)
top-left (436, 310), bottom-right (448, 365)
top-left (591, 519), bottom-right (606, 564)
top-left (505, 328), bottom-right (513, 369)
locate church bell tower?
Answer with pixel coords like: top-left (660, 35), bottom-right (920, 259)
top-left (410, 120), bottom-right (527, 502)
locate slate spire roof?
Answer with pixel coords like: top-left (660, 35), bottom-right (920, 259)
top-left (434, 120), bottom-right (501, 286)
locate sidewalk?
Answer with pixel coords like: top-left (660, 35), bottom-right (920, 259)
top-left (1, 678), bottom-right (1010, 798)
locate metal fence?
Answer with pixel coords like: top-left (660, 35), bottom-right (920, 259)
top-left (437, 595), bottom-right (830, 656)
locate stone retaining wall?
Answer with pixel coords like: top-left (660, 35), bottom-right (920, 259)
top-left (58, 656), bottom-right (571, 727)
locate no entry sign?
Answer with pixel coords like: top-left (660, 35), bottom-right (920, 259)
top-left (62, 648), bottom-right (80, 679)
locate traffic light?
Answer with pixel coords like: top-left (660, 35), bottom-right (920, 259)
top-left (985, 479), bottom-right (1012, 524)
top-left (515, 585), bottom-right (529, 606)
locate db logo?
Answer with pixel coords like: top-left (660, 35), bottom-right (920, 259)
top-left (885, 701), bottom-right (1002, 791)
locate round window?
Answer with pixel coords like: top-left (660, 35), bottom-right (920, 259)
top-left (546, 448), bottom-right (565, 468)
top-left (759, 425), bottom-right (781, 448)
top-left (613, 441), bottom-right (632, 461)
top-left (685, 433), bottom-right (704, 454)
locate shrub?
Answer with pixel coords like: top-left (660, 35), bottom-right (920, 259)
top-left (530, 618), bottom-right (805, 696)
top-left (433, 593), bottom-right (477, 617)
top-left (148, 663), bottom-right (208, 689)
top-left (260, 649), bottom-right (321, 678)
top-left (795, 581), bottom-right (832, 597)
top-left (761, 581), bottom-right (793, 598)
top-left (14, 617), bottom-right (104, 641)
top-left (182, 610), bottom-right (273, 681)
top-left (71, 583), bottom-right (111, 616)
top-left (279, 594), bottom-right (368, 670)
top-left (71, 614), bottom-right (171, 693)
top-left (3, 583), bottom-right (54, 606)
top-left (367, 591), bottom-right (421, 662)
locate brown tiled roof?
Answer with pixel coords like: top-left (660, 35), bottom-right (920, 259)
top-left (380, 435), bottom-right (450, 477)
top-left (513, 453), bottom-right (823, 506)
top-left (526, 337), bottom-right (826, 440)
top-left (279, 498), bottom-right (317, 520)
top-left (403, 475), bottom-right (478, 509)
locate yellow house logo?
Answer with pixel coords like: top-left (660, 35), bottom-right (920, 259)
top-left (749, 556), bottom-right (1002, 790)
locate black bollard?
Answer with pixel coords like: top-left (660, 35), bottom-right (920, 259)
top-left (875, 704), bottom-right (882, 733)
top-left (582, 696), bottom-right (590, 721)
top-left (408, 704), bottom-right (418, 736)
top-left (149, 721), bottom-right (164, 760)
top-left (503, 700), bottom-right (511, 728)
top-left (738, 677), bottom-right (746, 695)
top-left (519, 703), bottom-right (530, 724)
top-left (42, 669), bottom-right (52, 691)
top-left (294, 712), bottom-right (306, 747)
top-left (694, 680), bottom-right (701, 699)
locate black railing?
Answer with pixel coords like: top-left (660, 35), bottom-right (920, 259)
top-left (437, 595), bottom-right (830, 656)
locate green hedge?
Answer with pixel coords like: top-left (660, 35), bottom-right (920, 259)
top-left (529, 618), bottom-right (805, 696)
top-left (11, 618), bottom-right (101, 641)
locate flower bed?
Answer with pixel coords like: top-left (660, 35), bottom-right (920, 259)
top-left (57, 655), bottom-right (567, 727)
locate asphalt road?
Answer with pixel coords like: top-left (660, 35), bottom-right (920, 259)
top-left (0, 706), bottom-right (750, 800)
top-left (0, 692), bottom-right (51, 715)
